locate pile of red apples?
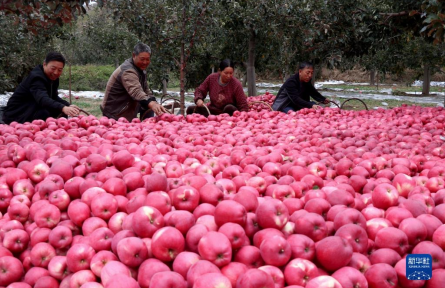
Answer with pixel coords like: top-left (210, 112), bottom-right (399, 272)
top-left (0, 102), bottom-right (444, 288)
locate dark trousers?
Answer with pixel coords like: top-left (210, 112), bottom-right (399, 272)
top-left (31, 107), bottom-right (61, 121)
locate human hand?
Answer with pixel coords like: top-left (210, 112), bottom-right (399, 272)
top-left (62, 106), bottom-right (80, 117)
top-left (323, 99), bottom-right (330, 104)
top-left (196, 99), bottom-right (204, 107)
top-left (149, 101), bottom-right (168, 115)
top-left (312, 104), bottom-right (322, 110)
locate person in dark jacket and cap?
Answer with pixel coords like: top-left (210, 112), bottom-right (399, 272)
top-left (2, 52), bottom-right (80, 124)
top-left (272, 62), bottom-right (329, 112)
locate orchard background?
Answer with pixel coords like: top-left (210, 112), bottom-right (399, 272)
top-left (1, 0), bottom-right (445, 111)
top-left (1, 1), bottom-right (445, 288)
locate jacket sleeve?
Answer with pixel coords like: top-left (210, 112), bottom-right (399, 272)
top-left (29, 78), bottom-right (66, 111)
top-left (286, 78), bottom-right (313, 109)
top-left (234, 82), bottom-right (249, 112)
top-left (121, 69), bottom-right (150, 101)
top-left (53, 92), bottom-right (70, 106)
top-left (139, 97), bottom-right (157, 109)
top-left (139, 79), bottom-right (157, 108)
top-left (194, 75), bottom-right (211, 104)
top-left (308, 84), bottom-right (326, 102)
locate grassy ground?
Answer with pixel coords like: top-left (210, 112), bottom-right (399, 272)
top-left (70, 98), bottom-right (103, 117)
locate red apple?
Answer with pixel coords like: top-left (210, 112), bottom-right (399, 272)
top-left (0, 256), bottom-right (24, 286)
top-left (198, 231), bottom-right (232, 267)
top-left (305, 276), bottom-right (342, 288)
top-left (117, 236), bottom-right (149, 267)
top-left (30, 242), bottom-right (56, 268)
top-left (256, 198), bottom-right (288, 230)
top-left (101, 260), bottom-right (132, 287)
top-left (234, 245), bottom-right (265, 268)
top-left (221, 262), bottom-right (248, 287)
top-left (284, 258), bottom-right (319, 286)
top-left (335, 223), bottom-right (368, 254)
top-left (259, 235), bottom-right (291, 267)
top-left (186, 260), bottom-right (221, 288)
top-left (48, 256), bottom-right (69, 280)
top-left (315, 236), bottom-right (353, 272)
top-left (364, 263), bottom-right (398, 288)
top-left (399, 217), bottom-right (427, 246)
top-left (145, 172), bottom-right (169, 192)
top-left (171, 185), bottom-right (200, 212)
top-left (151, 226), bottom-right (185, 262)
top-left (369, 248), bottom-right (401, 266)
top-left (235, 268), bottom-right (275, 288)
top-left (172, 251), bottom-right (201, 279)
top-left (66, 243), bottom-right (96, 272)
top-left (90, 250), bottom-right (118, 277)
top-left (215, 200), bottom-right (247, 227)
top-left (149, 271), bottom-right (187, 288)
top-left (332, 266), bottom-right (368, 288)
top-left (293, 212), bottom-right (327, 242)
top-left (374, 227), bottom-right (409, 256)
top-left (131, 206), bottom-right (164, 238)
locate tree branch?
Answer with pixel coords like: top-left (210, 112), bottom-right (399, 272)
top-left (379, 11), bottom-right (412, 23)
top-left (183, 4), bottom-right (208, 69)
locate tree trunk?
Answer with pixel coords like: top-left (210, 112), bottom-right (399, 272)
top-left (211, 66), bottom-right (215, 73)
top-left (162, 78), bottom-right (168, 95)
top-left (283, 68), bottom-right (291, 82)
top-left (246, 28), bottom-right (257, 97)
top-left (115, 59), bottom-right (120, 69)
top-left (179, 0), bottom-right (186, 115)
top-left (69, 63), bottom-right (72, 105)
top-left (422, 65), bottom-right (431, 96)
top-left (242, 72), bottom-right (247, 87)
top-left (370, 70), bottom-right (376, 86)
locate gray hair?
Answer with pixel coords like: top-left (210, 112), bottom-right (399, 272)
top-left (133, 43), bottom-right (151, 55)
top-left (299, 61), bottom-right (314, 70)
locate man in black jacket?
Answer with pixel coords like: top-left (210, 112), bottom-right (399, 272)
top-left (2, 52), bottom-right (80, 124)
top-left (272, 62), bottom-right (329, 112)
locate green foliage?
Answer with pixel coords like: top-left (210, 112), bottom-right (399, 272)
top-left (54, 7), bottom-right (139, 65)
top-left (106, 0), bottom-right (223, 93)
top-left (0, 14), bottom-right (57, 92)
top-left (421, 0), bottom-right (444, 43)
top-left (0, 0), bottom-right (88, 33)
top-left (0, 0), bottom-right (88, 93)
top-left (58, 65), bottom-right (115, 91)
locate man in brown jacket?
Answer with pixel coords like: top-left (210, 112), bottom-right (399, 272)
top-left (101, 43), bottom-right (167, 121)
